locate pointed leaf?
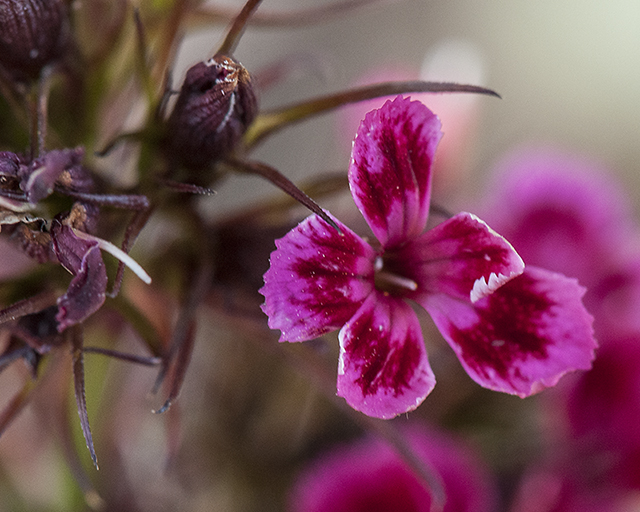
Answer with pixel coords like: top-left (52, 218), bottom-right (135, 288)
top-left (228, 158), bottom-right (339, 231)
top-left (245, 81), bottom-right (498, 149)
top-left (216, 0), bottom-right (264, 55)
top-left (71, 326), bottom-right (98, 469)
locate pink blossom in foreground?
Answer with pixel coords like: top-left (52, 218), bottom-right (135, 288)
top-left (260, 96), bottom-right (596, 418)
top-left (288, 426), bottom-right (495, 512)
top-left (337, 40), bottom-right (485, 195)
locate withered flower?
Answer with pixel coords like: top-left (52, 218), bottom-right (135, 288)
top-left (0, 0), bottom-right (71, 81)
top-left (0, 149), bottom-right (151, 332)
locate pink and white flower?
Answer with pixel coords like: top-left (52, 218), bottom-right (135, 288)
top-left (260, 96), bottom-right (596, 418)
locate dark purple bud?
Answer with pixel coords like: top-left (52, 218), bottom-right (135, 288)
top-left (167, 54), bottom-right (258, 172)
top-left (0, 0), bottom-right (71, 81)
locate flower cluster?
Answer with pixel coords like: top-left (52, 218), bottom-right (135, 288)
top-left (0, 0), bottom-right (616, 509)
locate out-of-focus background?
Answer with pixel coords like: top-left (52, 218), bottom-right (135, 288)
top-left (182, 0), bottom-right (640, 216)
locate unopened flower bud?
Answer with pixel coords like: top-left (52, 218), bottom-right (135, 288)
top-left (167, 54), bottom-right (258, 172)
top-left (0, 0), bottom-right (70, 81)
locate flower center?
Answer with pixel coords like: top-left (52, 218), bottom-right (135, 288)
top-left (374, 255), bottom-right (418, 294)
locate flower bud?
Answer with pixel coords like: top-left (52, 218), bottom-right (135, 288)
top-left (0, 0), bottom-right (70, 81)
top-left (166, 54), bottom-right (258, 172)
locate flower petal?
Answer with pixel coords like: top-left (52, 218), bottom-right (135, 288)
top-left (337, 292), bottom-right (435, 418)
top-left (349, 95), bottom-right (442, 248)
top-left (51, 223), bottom-right (107, 332)
top-left (395, 212), bottom-right (524, 303)
top-left (260, 214), bottom-right (376, 342)
top-left (420, 267), bottom-right (596, 397)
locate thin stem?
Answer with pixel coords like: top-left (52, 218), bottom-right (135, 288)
top-left (133, 8), bottom-right (156, 107)
top-left (158, 179), bottom-right (217, 195)
top-left (34, 66), bottom-right (54, 157)
top-left (55, 189), bottom-right (150, 210)
top-left (108, 206), bottom-right (154, 298)
top-left (244, 80), bottom-right (500, 149)
top-left (71, 325), bottom-right (98, 469)
top-left (225, 158), bottom-right (340, 232)
top-left (216, 0), bottom-right (264, 56)
top-left (0, 292), bottom-right (58, 325)
top-left (151, 0), bottom-right (191, 86)
top-left (152, 254), bottom-right (212, 414)
top-left (83, 346), bottom-right (162, 367)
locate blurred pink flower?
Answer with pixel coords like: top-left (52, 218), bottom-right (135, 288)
top-left (478, 145), bottom-right (640, 340)
top-left (564, 335), bottom-right (640, 488)
top-left (510, 467), bottom-right (640, 512)
top-left (288, 425), bottom-right (495, 512)
top-left (478, 146), bottom-right (634, 287)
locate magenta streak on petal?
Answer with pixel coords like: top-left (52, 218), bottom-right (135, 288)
top-left (421, 267), bottom-right (596, 397)
top-left (349, 96), bottom-right (442, 248)
top-left (392, 212), bottom-right (523, 302)
top-left (337, 291), bottom-right (435, 419)
top-left (260, 214), bottom-right (376, 342)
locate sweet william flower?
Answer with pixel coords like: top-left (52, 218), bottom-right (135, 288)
top-left (260, 96), bottom-right (596, 419)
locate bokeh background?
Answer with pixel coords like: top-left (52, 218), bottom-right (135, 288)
top-left (182, 0), bottom-right (640, 216)
top-left (1, 1), bottom-right (640, 511)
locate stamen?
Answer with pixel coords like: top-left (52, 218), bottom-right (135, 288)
top-left (72, 228), bottom-right (152, 284)
top-left (376, 270), bottom-right (418, 292)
